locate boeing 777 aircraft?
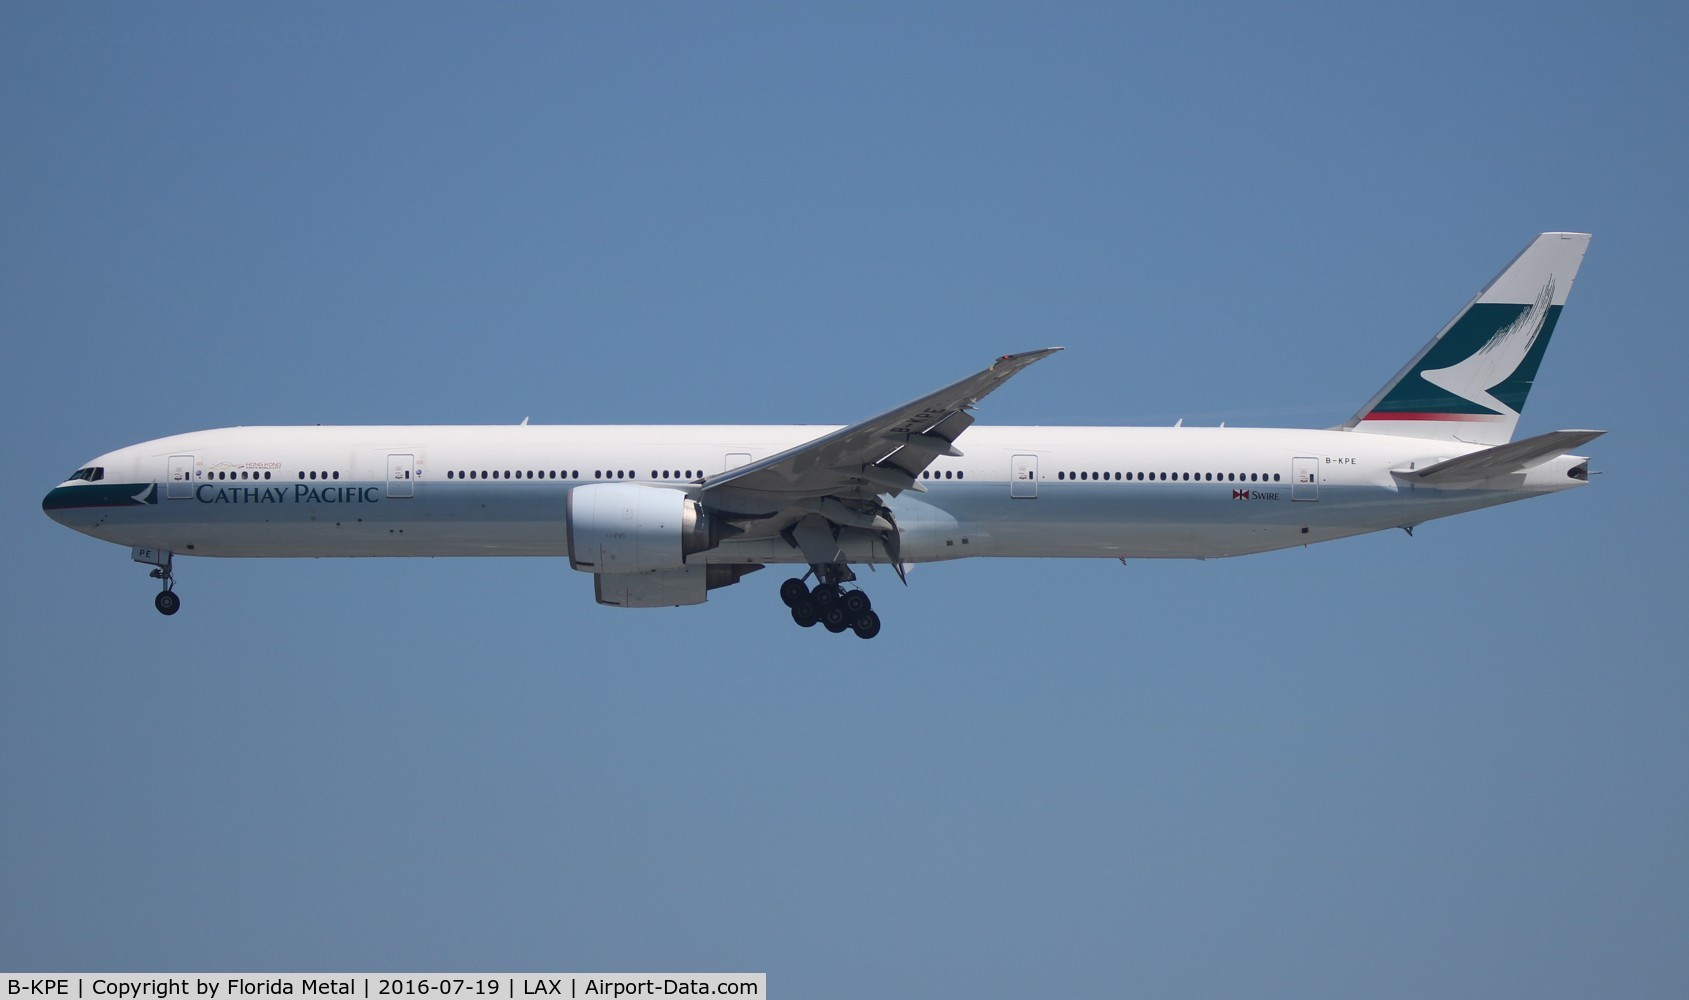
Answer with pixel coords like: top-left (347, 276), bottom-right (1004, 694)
top-left (44, 233), bottom-right (1601, 638)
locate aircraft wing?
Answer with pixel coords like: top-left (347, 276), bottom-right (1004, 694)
top-left (701, 348), bottom-right (1061, 514)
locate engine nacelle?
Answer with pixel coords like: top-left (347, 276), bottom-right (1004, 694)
top-left (566, 483), bottom-right (723, 574)
top-left (595, 563), bottom-right (763, 608)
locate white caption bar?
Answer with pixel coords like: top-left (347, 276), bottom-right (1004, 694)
top-left (4, 977), bottom-right (764, 1000)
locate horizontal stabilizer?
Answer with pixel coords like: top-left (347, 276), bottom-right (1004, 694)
top-left (1395, 429), bottom-right (1605, 486)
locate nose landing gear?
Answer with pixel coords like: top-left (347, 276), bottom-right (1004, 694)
top-left (153, 580), bottom-right (180, 616)
top-left (133, 546), bottom-right (180, 616)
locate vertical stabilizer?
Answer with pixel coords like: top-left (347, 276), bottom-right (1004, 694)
top-left (1347, 232), bottom-right (1590, 445)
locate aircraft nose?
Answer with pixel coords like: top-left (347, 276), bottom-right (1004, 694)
top-left (42, 484), bottom-right (73, 524)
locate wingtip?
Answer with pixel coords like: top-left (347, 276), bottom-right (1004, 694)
top-left (996, 347), bottom-right (1065, 364)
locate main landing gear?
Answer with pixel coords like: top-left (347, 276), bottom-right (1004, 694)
top-left (780, 577), bottom-right (881, 639)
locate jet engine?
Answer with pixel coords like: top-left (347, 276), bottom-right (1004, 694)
top-left (566, 483), bottom-right (728, 574)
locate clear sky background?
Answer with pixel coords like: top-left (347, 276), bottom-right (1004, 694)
top-left (4, 4), bottom-right (1686, 996)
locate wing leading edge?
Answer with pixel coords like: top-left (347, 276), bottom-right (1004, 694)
top-left (701, 348), bottom-right (1062, 517)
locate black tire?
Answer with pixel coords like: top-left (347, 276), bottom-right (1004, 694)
top-left (823, 614), bottom-right (850, 633)
top-left (852, 610), bottom-right (881, 639)
top-left (811, 583), bottom-right (843, 608)
top-left (790, 602), bottom-right (819, 628)
top-left (780, 578), bottom-right (809, 608)
top-left (822, 605), bottom-right (848, 630)
top-left (842, 590), bottom-right (871, 615)
top-left (155, 591), bottom-right (181, 616)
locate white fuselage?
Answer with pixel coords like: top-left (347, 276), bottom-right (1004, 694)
top-left (43, 423), bottom-right (1589, 566)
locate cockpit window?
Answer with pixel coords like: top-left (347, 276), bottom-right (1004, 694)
top-left (67, 467), bottom-right (106, 482)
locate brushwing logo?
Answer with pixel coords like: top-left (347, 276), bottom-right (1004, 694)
top-left (1419, 278), bottom-right (1555, 417)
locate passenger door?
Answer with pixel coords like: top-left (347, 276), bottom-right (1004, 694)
top-left (1011, 454), bottom-right (1038, 498)
top-left (167, 454), bottom-right (195, 499)
top-left (387, 453), bottom-right (416, 498)
top-left (1293, 457), bottom-right (1319, 501)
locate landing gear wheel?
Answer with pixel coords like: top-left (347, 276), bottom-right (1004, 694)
top-left (154, 590), bottom-right (181, 616)
top-left (851, 610), bottom-right (881, 639)
top-left (842, 590), bottom-right (871, 615)
top-left (811, 583), bottom-right (844, 609)
top-left (790, 602), bottom-right (819, 628)
top-left (780, 578), bottom-right (810, 609)
top-left (823, 614), bottom-right (850, 634)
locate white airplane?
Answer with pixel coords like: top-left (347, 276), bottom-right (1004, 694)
top-left (44, 233), bottom-right (1601, 638)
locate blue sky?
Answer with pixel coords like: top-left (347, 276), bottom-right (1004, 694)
top-left (4, 4), bottom-right (1686, 996)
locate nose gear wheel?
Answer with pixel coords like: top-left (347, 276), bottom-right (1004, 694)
top-left (146, 556), bottom-right (181, 616)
